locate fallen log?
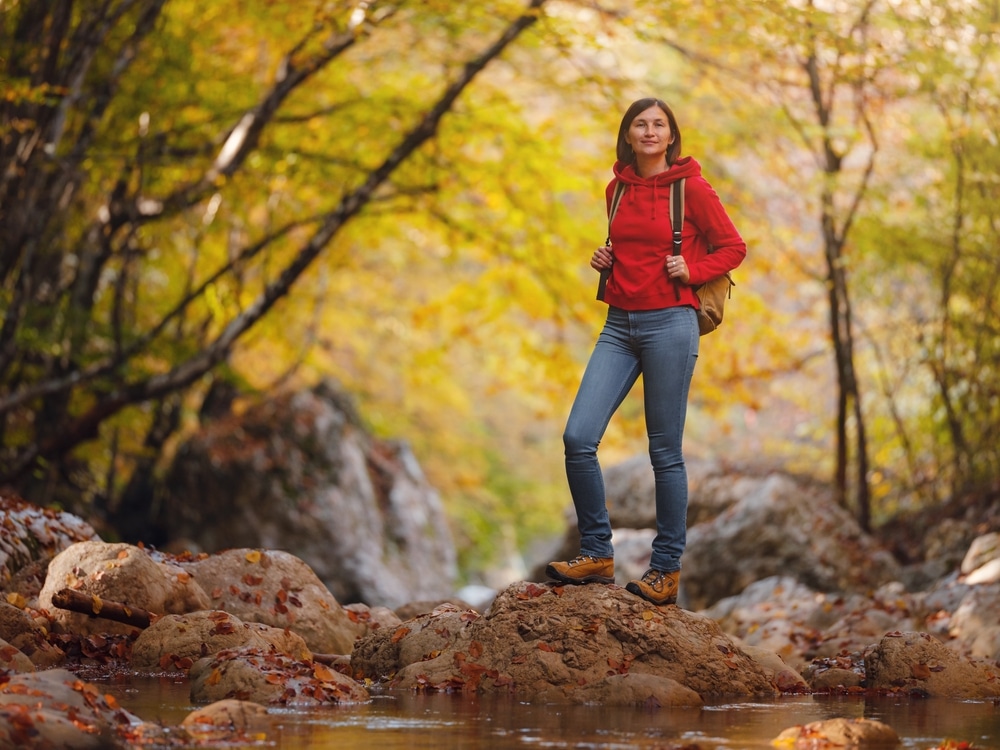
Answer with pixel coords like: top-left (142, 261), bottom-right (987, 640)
top-left (51, 588), bottom-right (157, 629)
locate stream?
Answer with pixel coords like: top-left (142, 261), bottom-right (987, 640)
top-left (103, 674), bottom-right (1000, 749)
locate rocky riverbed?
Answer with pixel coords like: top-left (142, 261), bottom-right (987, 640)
top-left (1, 491), bottom-right (999, 748)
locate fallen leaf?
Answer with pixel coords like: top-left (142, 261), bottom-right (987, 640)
top-left (313, 663), bottom-right (336, 682)
top-left (391, 627), bottom-right (411, 644)
top-left (5, 593), bottom-right (26, 609)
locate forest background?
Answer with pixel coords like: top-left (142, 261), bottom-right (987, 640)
top-left (2, 0), bottom-right (998, 584)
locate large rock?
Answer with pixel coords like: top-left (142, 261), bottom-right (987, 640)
top-left (131, 610), bottom-right (311, 672)
top-left (0, 491), bottom-right (99, 603)
top-left (682, 473), bottom-right (901, 609)
top-left (0, 669), bottom-right (142, 748)
top-left (774, 718), bottom-right (899, 748)
top-left (0, 601), bottom-right (64, 668)
top-left (37, 541), bottom-right (211, 636)
top-left (189, 647), bottom-right (370, 705)
top-left (159, 380), bottom-right (456, 608)
top-left (946, 582), bottom-right (1000, 659)
top-left (179, 548), bottom-right (370, 655)
top-left (864, 631), bottom-right (1000, 699)
top-left (181, 700), bottom-right (269, 743)
top-left (352, 581), bottom-right (778, 702)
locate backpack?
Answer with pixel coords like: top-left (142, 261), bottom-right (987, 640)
top-left (597, 178), bottom-right (735, 336)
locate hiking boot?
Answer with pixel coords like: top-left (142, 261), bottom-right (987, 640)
top-left (625, 568), bottom-right (679, 605)
top-left (545, 555), bottom-right (615, 585)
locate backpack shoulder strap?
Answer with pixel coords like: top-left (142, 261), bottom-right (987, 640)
top-left (671, 178), bottom-right (685, 257)
top-left (606, 180), bottom-right (627, 244)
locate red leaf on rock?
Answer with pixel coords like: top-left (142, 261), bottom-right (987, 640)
top-left (537, 642), bottom-right (555, 653)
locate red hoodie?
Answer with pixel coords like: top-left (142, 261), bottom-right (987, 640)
top-left (602, 156), bottom-right (746, 311)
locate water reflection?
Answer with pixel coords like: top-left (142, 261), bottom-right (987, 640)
top-left (106, 676), bottom-right (999, 749)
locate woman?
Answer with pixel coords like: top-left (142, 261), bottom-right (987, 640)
top-left (545, 98), bottom-right (746, 606)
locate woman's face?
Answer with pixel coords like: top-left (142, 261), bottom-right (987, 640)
top-left (626, 105), bottom-right (672, 160)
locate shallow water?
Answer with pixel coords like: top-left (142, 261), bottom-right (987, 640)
top-left (104, 675), bottom-right (1000, 749)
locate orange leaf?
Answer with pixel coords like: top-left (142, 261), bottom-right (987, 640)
top-left (313, 663), bottom-right (336, 682)
top-left (391, 627), bottom-right (411, 644)
top-left (245, 550), bottom-right (262, 564)
top-left (537, 642), bottom-right (554, 652)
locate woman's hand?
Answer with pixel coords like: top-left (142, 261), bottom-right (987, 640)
top-left (591, 245), bottom-right (614, 272)
top-left (665, 255), bottom-right (689, 284)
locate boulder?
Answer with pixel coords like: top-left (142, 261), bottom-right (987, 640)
top-left (159, 380), bottom-right (457, 608)
top-left (351, 602), bottom-right (477, 681)
top-left (948, 584), bottom-right (1000, 661)
top-left (683, 473), bottom-right (901, 609)
top-left (180, 548), bottom-right (366, 655)
top-left (774, 718), bottom-right (899, 747)
top-left (736, 644), bottom-right (809, 692)
top-left (0, 601), bottom-right (64, 668)
top-left (960, 531), bottom-right (1000, 575)
top-left (181, 699), bottom-right (269, 742)
top-left (37, 541), bottom-right (211, 636)
top-left (353, 581), bottom-right (777, 702)
top-left (189, 647), bottom-right (370, 705)
top-left (131, 610), bottom-right (311, 672)
top-left (863, 631), bottom-right (1000, 699)
top-left (805, 666), bottom-right (864, 690)
top-left (0, 492), bottom-right (99, 603)
top-left (0, 637), bottom-right (34, 673)
top-left (0, 668), bottom-right (142, 748)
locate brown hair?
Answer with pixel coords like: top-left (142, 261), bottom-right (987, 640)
top-left (615, 98), bottom-right (682, 167)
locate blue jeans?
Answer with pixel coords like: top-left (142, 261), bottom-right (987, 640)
top-left (563, 305), bottom-right (699, 573)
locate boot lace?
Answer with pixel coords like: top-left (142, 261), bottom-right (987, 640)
top-left (640, 568), bottom-right (667, 590)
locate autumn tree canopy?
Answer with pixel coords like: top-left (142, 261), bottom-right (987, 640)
top-left (2, 0), bottom-right (998, 575)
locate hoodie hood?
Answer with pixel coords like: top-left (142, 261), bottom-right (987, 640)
top-left (611, 156), bottom-right (703, 220)
top-left (612, 155), bottom-right (702, 186)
